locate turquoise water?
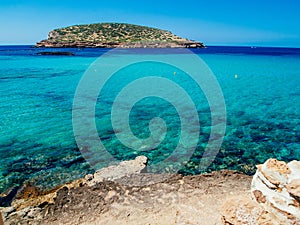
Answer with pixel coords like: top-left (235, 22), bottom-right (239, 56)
top-left (0, 46), bottom-right (299, 194)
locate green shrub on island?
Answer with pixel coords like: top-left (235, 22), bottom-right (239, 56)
top-left (36, 22), bottom-right (204, 48)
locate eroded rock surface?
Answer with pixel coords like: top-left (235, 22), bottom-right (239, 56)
top-left (4, 157), bottom-right (298, 225)
top-left (84, 155), bottom-right (148, 186)
top-left (251, 159), bottom-right (300, 225)
top-left (0, 155), bottom-right (251, 225)
top-left (222, 158), bottom-right (300, 225)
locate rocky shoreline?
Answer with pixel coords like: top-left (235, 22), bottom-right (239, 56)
top-left (35, 40), bottom-right (204, 48)
top-left (1, 157), bottom-right (299, 225)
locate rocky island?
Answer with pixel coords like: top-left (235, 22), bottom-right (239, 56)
top-left (36, 23), bottom-right (204, 48)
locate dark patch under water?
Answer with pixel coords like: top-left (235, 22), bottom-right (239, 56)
top-left (0, 45), bottom-right (299, 195)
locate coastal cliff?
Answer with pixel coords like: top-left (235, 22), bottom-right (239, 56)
top-left (36, 23), bottom-right (204, 48)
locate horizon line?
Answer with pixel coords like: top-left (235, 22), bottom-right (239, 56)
top-left (0, 44), bottom-right (300, 49)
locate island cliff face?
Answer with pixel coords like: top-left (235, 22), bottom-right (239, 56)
top-left (36, 23), bottom-right (204, 48)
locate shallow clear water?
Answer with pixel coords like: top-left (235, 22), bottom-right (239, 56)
top-left (0, 46), bottom-right (299, 193)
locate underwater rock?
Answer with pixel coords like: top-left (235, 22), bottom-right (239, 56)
top-left (251, 158), bottom-right (300, 225)
top-left (0, 186), bottom-right (20, 207)
top-left (36, 51), bottom-right (75, 56)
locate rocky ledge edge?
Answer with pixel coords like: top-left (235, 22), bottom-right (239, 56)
top-left (0, 157), bottom-right (299, 225)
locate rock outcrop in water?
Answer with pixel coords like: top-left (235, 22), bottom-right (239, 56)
top-left (36, 51), bottom-right (75, 56)
top-left (35, 22), bottom-right (204, 48)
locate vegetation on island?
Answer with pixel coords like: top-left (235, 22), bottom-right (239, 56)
top-left (36, 22), bottom-right (204, 48)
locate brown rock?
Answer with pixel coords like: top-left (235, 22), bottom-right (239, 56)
top-left (257, 211), bottom-right (282, 225)
top-left (292, 199), bottom-right (300, 208)
top-left (0, 212), bottom-right (3, 225)
top-left (221, 196), bottom-right (272, 225)
top-left (260, 159), bottom-right (290, 186)
top-left (15, 183), bottom-right (40, 199)
top-left (286, 179), bottom-right (300, 199)
top-left (266, 159), bottom-right (291, 175)
top-left (269, 203), bottom-right (298, 224)
top-left (252, 190), bottom-right (266, 203)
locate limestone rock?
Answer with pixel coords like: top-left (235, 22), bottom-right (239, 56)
top-left (286, 179), bottom-right (300, 199)
top-left (0, 206), bottom-right (14, 223)
top-left (251, 158), bottom-right (300, 225)
top-left (84, 156), bottom-right (148, 186)
top-left (221, 196), bottom-right (284, 225)
top-left (287, 160), bottom-right (300, 200)
top-left (222, 159), bottom-right (300, 225)
top-left (260, 158), bottom-right (290, 186)
top-left (221, 196), bottom-right (264, 225)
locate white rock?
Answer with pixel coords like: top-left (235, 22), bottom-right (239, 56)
top-left (287, 160), bottom-right (300, 182)
top-left (260, 158), bottom-right (290, 186)
top-left (251, 158), bottom-right (300, 225)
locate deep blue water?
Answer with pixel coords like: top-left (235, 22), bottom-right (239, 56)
top-left (0, 45), bottom-right (299, 194)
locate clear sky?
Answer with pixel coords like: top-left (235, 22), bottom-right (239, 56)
top-left (1, 0), bottom-right (299, 47)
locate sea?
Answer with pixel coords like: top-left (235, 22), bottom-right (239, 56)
top-left (0, 45), bottom-right (299, 195)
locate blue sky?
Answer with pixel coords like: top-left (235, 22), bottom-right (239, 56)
top-left (0, 0), bottom-right (299, 47)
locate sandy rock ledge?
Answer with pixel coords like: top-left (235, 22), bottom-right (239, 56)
top-left (1, 156), bottom-right (252, 225)
top-left (1, 157), bottom-right (299, 225)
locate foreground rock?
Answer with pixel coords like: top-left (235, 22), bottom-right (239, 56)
top-left (0, 156), bottom-right (251, 225)
top-left (221, 158), bottom-right (300, 225)
top-left (84, 155), bottom-right (149, 186)
top-left (3, 158), bottom-right (297, 224)
top-left (251, 159), bottom-right (300, 224)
